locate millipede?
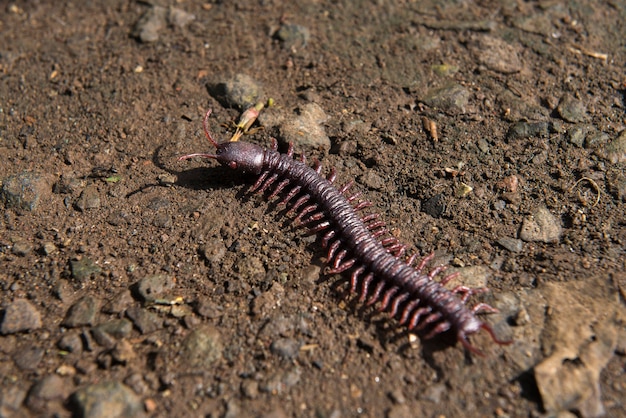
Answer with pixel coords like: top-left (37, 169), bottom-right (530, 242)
top-left (180, 109), bottom-right (511, 356)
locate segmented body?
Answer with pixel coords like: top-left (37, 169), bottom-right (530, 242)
top-left (248, 142), bottom-right (502, 355)
top-left (180, 110), bottom-right (509, 355)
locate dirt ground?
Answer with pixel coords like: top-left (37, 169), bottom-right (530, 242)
top-left (1, 1), bottom-right (625, 417)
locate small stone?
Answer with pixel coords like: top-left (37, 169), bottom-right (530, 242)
top-left (70, 257), bottom-right (102, 282)
top-left (270, 338), bottom-right (301, 360)
top-left (358, 171), bottom-right (385, 191)
top-left (594, 130), bottom-right (626, 164)
top-left (74, 185), bottom-right (101, 211)
top-left (497, 237), bottom-right (523, 253)
top-left (507, 121), bottom-right (551, 140)
top-left (234, 256), bottom-right (265, 283)
top-left (201, 240), bottom-right (227, 266)
top-left (25, 375), bottom-right (68, 412)
top-left (557, 94), bottom-right (587, 123)
top-left (133, 6), bottom-right (167, 43)
top-left (62, 296), bottom-right (99, 328)
top-left (422, 83), bottom-right (470, 114)
top-left (134, 274), bottom-right (176, 303)
top-left (181, 326), bottom-right (223, 369)
top-left (211, 73), bottom-right (263, 109)
top-left (58, 332), bottom-right (83, 353)
top-left (71, 381), bottom-right (143, 418)
top-left (1, 171), bottom-right (50, 212)
top-left (11, 239), bottom-right (33, 256)
top-left (276, 23), bottom-right (310, 50)
top-left (102, 290), bottom-right (134, 314)
top-left (92, 319), bottom-right (133, 347)
top-left (41, 241), bottom-right (57, 255)
top-left (125, 307), bottom-right (162, 334)
top-left (13, 347), bottom-right (45, 371)
top-left (421, 194), bottom-right (445, 218)
top-left (279, 103), bottom-right (331, 151)
top-left (167, 7), bottom-right (195, 28)
top-left (111, 340), bottom-right (135, 364)
top-left (519, 205), bottom-right (562, 243)
top-left (0, 298), bottom-right (42, 334)
top-left (241, 380), bottom-right (259, 399)
top-left (470, 35), bottom-right (522, 74)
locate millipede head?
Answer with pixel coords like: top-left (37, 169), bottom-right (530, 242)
top-left (179, 109), bottom-right (266, 175)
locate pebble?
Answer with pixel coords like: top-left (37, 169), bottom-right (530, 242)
top-left (92, 319), bottom-right (133, 348)
top-left (0, 298), bottom-right (42, 334)
top-left (13, 347), bottom-right (45, 371)
top-left (125, 306), bottom-right (162, 334)
top-left (58, 332), bottom-right (83, 353)
top-left (506, 121), bottom-right (551, 140)
top-left (62, 296), bottom-right (99, 328)
top-left (71, 381), bottom-right (143, 418)
top-left (134, 274), bottom-right (176, 303)
top-left (214, 73), bottom-right (263, 109)
top-left (11, 238), bottom-right (33, 256)
top-left (1, 171), bottom-right (49, 212)
top-left (0, 385), bottom-right (28, 416)
top-left (234, 255), bottom-right (266, 282)
top-left (421, 194), bottom-right (446, 218)
top-left (70, 257), bottom-right (102, 282)
top-left (557, 94), bottom-right (587, 123)
top-left (270, 338), bottom-right (301, 360)
top-left (74, 185), bottom-right (101, 211)
top-left (421, 83), bottom-right (470, 114)
top-left (358, 171), bottom-right (385, 191)
top-left (241, 380), bottom-right (259, 399)
top-left (102, 290), bottom-right (134, 314)
top-left (595, 130), bottom-right (626, 164)
top-left (276, 23), bottom-right (310, 50)
top-left (25, 375), bottom-right (68, 412)
top-left (201, 239), bottom-right (227, 266)
top-left (181, 326), bottom-right (223, 369)
top-left (279, 103), bottom-right (331, 151)
top-left (41, 241), bottom-right (57, 255)
top-left (497, 236), bottom-right (523, 253)
top-left (133, 6), bottom-right (166, 43)
top-left (519, 205), bottom-right (562, 243)
top-left (470, 35), bottom-right (522, 74)
top-left (260, 368), bottom-right (301, 394)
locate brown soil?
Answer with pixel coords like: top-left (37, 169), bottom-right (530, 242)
top-left (1, 1), bottom-right (624, 417)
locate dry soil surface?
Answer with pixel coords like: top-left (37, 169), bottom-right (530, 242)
top-left (1, 1), bottom-right (625, 418)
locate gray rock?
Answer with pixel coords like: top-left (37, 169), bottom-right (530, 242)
top-left (276, 23), bottom-right (310, 50)
top-left (58, 332), bottom-right (83, 353)
top-left (62, 296), bottom-right (99, 327)
top-left (25, 375), bottom-right (69, 412)
top-left (92, 319), bottom-right (133, 348)
top-left (470, 35), bottom-right (522, 74)
top-left (70, 257), bottom-right (102, 282)
top-left (201, 239), bottom-right (227, 266)
top-left (71, 381), bottom-right (143, 418)
top-left (134, 274), bottom-right (176, 303)
top-left (358, 171), bottom-right (385, 191)
top-left (421, 194), bottom-right (445, 218)
top-left (13, 347), bottom-right (44, 371)
top-left (11, 239), bottom-right (33, 256)
top-left (422, 83), bottom-right (470, 114)
top-left (1, 171), bottom-right (50, 212)
top-left (270, 338), bottom-right (301, 360)
top-left (507, 121), bottom-right (551, 140)
top-left (0, 298), bottom-right (42, 334)
top-left (594, 130), bottom-right (626, 164)
top-left (557, 94), bottom-right (587, 123)
top-left (497, 237), bottom-right (523, 253)
top-left (133, 6), bottom-right (166, 43)
top-left (125, 306), bottom-right (162, 334)
top-left (279, 103), bottom-right (331, 150)
top-left (75, 185), bottom-right (101, 211)
top-left (519, 205), bottom-right (562, 243)
top-left (212, 73), bottom-right (263, 109)
top-left (181, 326), bottom-right (222, 368)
